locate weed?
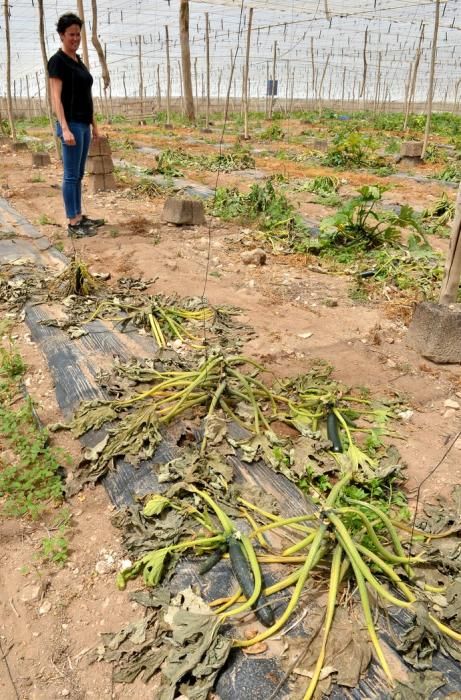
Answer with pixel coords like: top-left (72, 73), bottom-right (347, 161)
top-left (39, 509), bottom-right (71, 565)
top-left (0, 332), bottom-right (68, 520)
top-left (436, 164), bottom-right (461, 183)
top-left (421, 192), bottom-right (455, 234)
top-left (315, 185), bottom-right (422, 253)
top-left (30, 174), bottom-right (45, 183)
top-left (323, 130), bottom-right (388, 170)
top-left (38, 214), bottom-right (54, 226)
top-left (260, 123), bottom-right (285, 141)
top-left (294, 175), bottom-right (342, 205)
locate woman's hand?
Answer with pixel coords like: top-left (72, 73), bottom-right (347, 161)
top-left (62, 127), bottom-right (76, 146)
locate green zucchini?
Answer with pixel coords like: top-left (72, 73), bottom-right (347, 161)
top-left (327, 411), bottom-right (343, 453)
top-left (198, 544), bottom-right (227, 575)
top-left (228, 535), bottom-right (275, 627)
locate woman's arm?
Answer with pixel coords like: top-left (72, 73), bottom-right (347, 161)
top-left (49, 77), bottom-right (76, 145)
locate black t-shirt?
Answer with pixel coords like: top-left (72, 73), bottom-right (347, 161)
top-left (47, 49), bottom-right (94, 124)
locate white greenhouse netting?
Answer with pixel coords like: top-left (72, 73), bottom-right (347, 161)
top-left (1, 0), bottom-right (460, 108)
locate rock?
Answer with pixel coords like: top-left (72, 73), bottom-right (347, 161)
top-left (407, 302), bottom-right (461, 363)
top-left (162, 197), bottom-right (205, 226)
top-left (397, 409), bottom-right (414, 422)
top-left (443, 408), bottom-right (457, 419)
top-left (444, 399), bottom-right (460, 409)
top-left (241, 248), bottom-right (267, 266)
top-left (297, 332), bottom-right (313, 339)
top-left (95, 553), bottom-right (116, 575)
top-left (61, 689), bottom-right (70, 697)
top-left (20, 584), bottom-right (41, 603)
top-left (32, 152), bottom-right (51, 167)
top-left (38, 600), bottom-right (52, 615)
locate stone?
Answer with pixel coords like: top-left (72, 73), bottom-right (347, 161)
top-left (86, 156), bottom-right (114, 175)
top-left (38, 600), bottom-right (52, 615)
top-left (32, 152), bottom-right (51, 167)
top-left (312, 139), bottom-right (329, 152)
top-left (444, 399), bottom-right (460, 409)
top-left (400, 141), bottom-right (423, 158)
top-left (11, 141), bottom-right (28, 152)
top-left (161, 197), bottom-right (205, 226)
top-left (87, 172), bottom-right (117, 193)
top-left (407, 301), bottom-right (461, 364)
top-left (443, 408), bottom-right (457, 419)
top-left (240, 248), bottom-right (267, 266)
top-left (88, 136), bottom-right (112, 157)
top-left (20, 583), bottom-right (41, 603)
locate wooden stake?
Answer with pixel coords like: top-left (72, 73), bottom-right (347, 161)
top-left (317, 55), bottom-right (330, 115)
top-left (37, 0), bottom-right (56, 151)
top-left (243, 7), bottom-right (254, 139)
top-left (359, 27), bottom-right (368, 106)
top-left (3, 0), bottom-right (16, 139)
top-left (205, 12), bottom-right (211, 128)
top-left (179, 0), bottom-right (195, 122)
top-left (36, 72), bottom-right (43, 114)
top-left (440, 183), bottom-right (461, 304)
top-left (138, 35), bottom-right (144, 115)
top-left (165, 25), bottom-right (172, 124)
top-left (269, 40), bottom-right (277, 119)
top-left (404, 24), bottom-right (424, 130)
top-left (157, 65), bottom-right (162, 110)
top-left (422, 0), bottom-right (440, 158)
top-left (76, 0), bottom-right (90, 68)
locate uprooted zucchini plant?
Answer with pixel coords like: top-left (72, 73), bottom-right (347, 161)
top-left (78, 353), bottom-right (461, 698)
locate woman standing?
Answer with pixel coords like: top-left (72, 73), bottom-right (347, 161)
top-left (48, 13), bottom-right (105, 238)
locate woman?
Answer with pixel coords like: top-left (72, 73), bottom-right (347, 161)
top-left (48, 13), bottom-right (105, 238)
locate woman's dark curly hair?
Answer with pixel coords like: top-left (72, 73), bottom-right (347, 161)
top-left (56, 13), bottom-right (82, 34)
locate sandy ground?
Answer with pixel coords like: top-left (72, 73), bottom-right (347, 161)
top-left (1, 120), bottom-right (460, 699)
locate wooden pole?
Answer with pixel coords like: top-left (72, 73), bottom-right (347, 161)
top-left (157, 65), bottom-right (162, 110)
top-left (165, 25), bottom-right (172, 125)
top-left (243, 7), bottom-right (253, 139)
top-left (205, 12), bottom-right (211, 128)
top-left (284, 60), bottom-right (290, 115)
top-left (36, 72), bottom-right (43, 114)
top-left (91, 0), bottom-right (111, 94)
top-left (138, 35), bottom-right (144, 116)
top-left (359, 27), bottom-right (368, 108)
top-left (422, 0), bottom-right (440, 158)
top-left (76, 0), bottom-right (90, 68)
top-left (25, 74), bottom-right (32, 117)
top-left (341, 66), bottom-right (346, 111)
top-left (178, 60), bottom-right (185, 115)
top-left (3, 0), bottom-right (16, 139)
top-left (404, 24), bottom-right (424, 130)
top-left (439, 183), bottom-right (461, 304)
top-left (194, 57), bottom-right (199, 114)
top-left (179, 0), bottom-right (195, 122)
top-left (269, 40), bottom-right (277, 119)
top-left (37, 0), bottom-right (56, 149)
top-left (317, 55), bottom-right (330, 116)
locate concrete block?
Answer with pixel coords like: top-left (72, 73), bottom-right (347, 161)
top-left (398, 155), bottom-right (423, 167)
top-left (162, 197), bottom-right (205, 226)
top-left (407, 301), bottom-right (461, 363)
top-left (32, 152), bottom-right (51, 167)
top-left (312, 139), bottom-right (329, 152)
top-left (400, 141), bottom-right (423, 158)
top-left (11, 141), bottom-right (28, 152)
top-left (88, 136), bottom-right (112, 157)
top-left (241, 248), bottom-right (267, 266)
top-left (86, 155), bottom-right (114, 175)
top-left (87, 171), bottom-right (117, 193)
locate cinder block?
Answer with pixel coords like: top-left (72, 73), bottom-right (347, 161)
top-left (312, 139), bottom-right (329, 152)
top-left (407, 301), bottom-right (461, 363)
top-left (11, 141), bottom-right (28, 152)
top-left (86, 155), bottom-right (114, 175)
top-left (32, 152), bottom-right (51, 167)
top-left (87, 171), bottom-right (117, 193)
top-left (162, 197), bottom-right (205, 226)
top-left (88, 136), bottom-right (112, 157)
top-left (400, 141), bottom-right (423, 158)
top-left (398, 155), bottom-right (423, 167)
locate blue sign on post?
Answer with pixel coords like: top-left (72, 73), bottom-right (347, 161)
top-left (267, 79), bottom-right (278, 97)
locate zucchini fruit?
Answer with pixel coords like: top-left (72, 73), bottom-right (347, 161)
top-left (327, 411), bottom-right (343, 453)
top-left (198, 544), bottom-right (228, 575)
top-left (228, 535), bottom-right (275, 627)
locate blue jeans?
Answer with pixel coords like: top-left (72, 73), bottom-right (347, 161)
top-left (56, 121), bottom-right (91, 219)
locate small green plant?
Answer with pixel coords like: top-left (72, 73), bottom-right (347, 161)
top-left (0, 334), bottom-right (67, 519)
top-left (323, 130), bottom-right (386, 170)
top-left (40, 509), bottom-right (71, 565)
top-left (421, 192), bottom-right (455, 234)
top-left (294, 175), bottom-right (342, 205)
top-left (37, 214), bottom-right (54, 226)
top-left (316, 185), bottom-right (422, 253)
top-left (436, 164), bottom-right (461, 183)
top-left (260, 123), bottom-right (285, 141)
top-left (30, 174), bottom-right (45, 183)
